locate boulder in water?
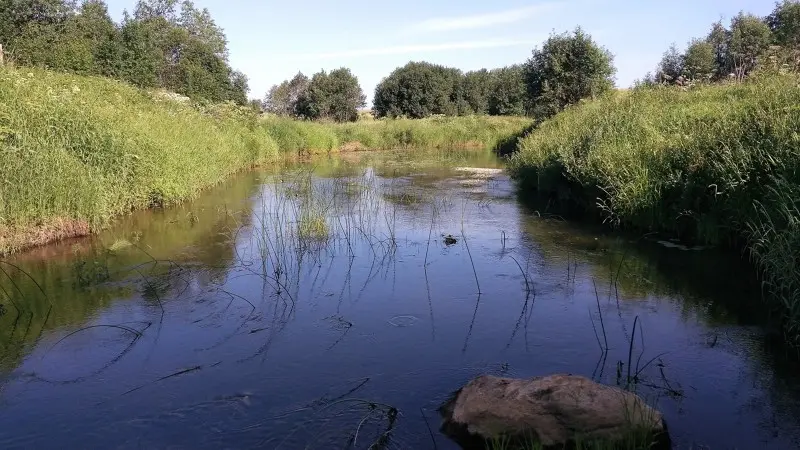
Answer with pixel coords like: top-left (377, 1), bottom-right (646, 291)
top-left (439, 374), bottom-right (669, 449)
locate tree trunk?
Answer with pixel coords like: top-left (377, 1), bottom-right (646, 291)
top-left (0, 44), bottom-right (4, 66)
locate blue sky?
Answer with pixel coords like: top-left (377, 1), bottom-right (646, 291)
top-left (105, 0), bottom-right (775, 103)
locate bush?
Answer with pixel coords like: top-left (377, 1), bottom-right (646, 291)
top-left (523, 28), bottom-right (615, 118)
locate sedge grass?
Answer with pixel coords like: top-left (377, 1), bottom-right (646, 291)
top-left (508, 72), bottom-right (800, 346)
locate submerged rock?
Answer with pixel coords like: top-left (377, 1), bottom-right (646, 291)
top-left (439, 374), bottom-right (669, 449)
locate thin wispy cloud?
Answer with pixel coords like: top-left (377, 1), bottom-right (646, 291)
top-left (293, 39), bottom-right (538, 60)
top-left (409, 3), bottom-right (562, 33)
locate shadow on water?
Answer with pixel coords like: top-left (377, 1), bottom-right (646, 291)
top-left (0, 148), bottom-right (799, 449)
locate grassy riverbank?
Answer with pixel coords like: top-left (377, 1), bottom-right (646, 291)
top-left (0, 67), bottom-right (530, 255)
top-left (507, 73), bottom-right (800, 346)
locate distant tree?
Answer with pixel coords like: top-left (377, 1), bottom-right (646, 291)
top-left (523, 27), bottom-right (615, 118)
top-left (177, 0), bottom-right (227, 59)
top-left (264, 72), bottom-right (311, 117)
top-left (133, 0), bottom-right (179, 22)
top-left (488, 65), bottom-right (528, 116)
top-left (264, 81), bottom-right (291, 114)
top-left (767, 0), bottom-right (800, 48)
top-left (247, 98), bottom-right (263, 113)
top-left (683, 39), bottom-right (717, 81)
top-left (707, 20), bottom-right (732, 79)
top-left (728, 12), bottom-right (773, 77)
top-left (461, 69), bottom-right (491, 114)
top-left (655, 43), bottom-right (685, 83)
top-left (226, 69), bottom-right (248, 104)
top-left (373, 61), bottom-right (463, 118)
top-left (297, 68), bottom-right (365, 122)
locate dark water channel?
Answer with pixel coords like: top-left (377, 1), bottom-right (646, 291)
top-left (1, 150), bottom-right (799, 449)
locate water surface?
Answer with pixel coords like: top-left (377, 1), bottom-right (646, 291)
top-left (1, 149), bottom-right (799, 449)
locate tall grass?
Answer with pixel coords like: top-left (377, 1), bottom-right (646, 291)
top-left (0, 66), bottom-right (530, 254)
top-left (0, 67), bottom-right (279, 253)
top-left (507, 73), bottom-right (800, 346)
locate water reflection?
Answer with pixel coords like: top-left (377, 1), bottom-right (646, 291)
top-left (0, 149), bottom-right (798, 449)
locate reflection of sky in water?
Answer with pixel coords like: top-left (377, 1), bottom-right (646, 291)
top-left (0, 150), bottom-right (798, 449)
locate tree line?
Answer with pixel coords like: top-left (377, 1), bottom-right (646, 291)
top-left (264, 27), bottom-right (616, 122)
top-left (649, 1), bottom-right (800, 85)
top-left (0, 0), bottom-right (248, 104)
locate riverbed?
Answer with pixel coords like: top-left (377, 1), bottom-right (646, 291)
top-left (0, 149), bottom-right (798, 449)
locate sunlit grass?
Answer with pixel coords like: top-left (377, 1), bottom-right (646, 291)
top-left (508, 72), bottom-right (800, 346)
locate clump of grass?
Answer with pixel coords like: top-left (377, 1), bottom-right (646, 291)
top-left (0, 66), bottom-right (279, 254)
top-left (297, 214), bottom-right (329, 241)
top-left (508, 72), bottom-right (800, 346)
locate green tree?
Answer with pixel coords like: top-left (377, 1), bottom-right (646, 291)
top-left (488, 65), bottom-right (528, 116)
top-left (461, 69), bottom-right (491, 114)
top-left (373, 61), bottom-right (462, 118)
top-left (767, 0), bottom-right (800, 48)
top-left (297, 68), bottom-right (365, 122)
top-left (263, 72), bottom-right (310, 116)
top-left (523, 27), bottom-right (616, 118)
top-left (133, 0), bottom-right (178, 22)
top-left (728, 12), bottom-right (773, 77)
top-left (707, 20), bottom-right (732, 79)
top-left (117, 13), bottom-right (167, 87)
top-left (683, 39), bottom-right (717, 81)
top-left (655, 43), bottom-right (685, 83)
top-left (177, 0), bottom-right (227, 59)
top-left (1, 0), bottom-right (78, 66)
top-left (227, 69), bottom-right (248, 104)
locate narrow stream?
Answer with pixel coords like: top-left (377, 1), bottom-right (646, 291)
top-left (0, 149), bottom-right (798, 449)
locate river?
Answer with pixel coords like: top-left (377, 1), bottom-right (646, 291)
top-left (0, 149), bottom-right (798, 449)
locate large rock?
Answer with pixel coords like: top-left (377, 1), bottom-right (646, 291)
top-left (439, 374), bottom-right (669, 449)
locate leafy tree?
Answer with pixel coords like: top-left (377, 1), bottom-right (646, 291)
top-left (297, 68), bottom-right (365, 122)
top-left (67, 0), bottom-right (119, 74)
top-left (487, 65), bottom-right (527, 116)
top-left (655, 43), bottom-right (685, 83)
top-left (177, 0), bottom-right (227, 59)
top-left (373, 61), bottom-right (462, 118)
top-left (1, 0), bottom-right (247, 104)
top-left (707, 20), bottom-right (732, 78)
top-left (523, 27), bottom-right (615, 118)
top-left (728, 12), bottom-right (773, 77)
top-left (264, 72), bottom-right (310, 117)
top-left (767, 0), bottom-right (800, 48)
top-left (133, 0), bottom-right (178, 22)
top-left (264, 82), bottom-right (290, 114)
top-left (461, 69), bottom-right (491, 114)
top-left (117, 14), bottom-right (163, 87)
top-left (227, 70), bottom-right (248, 104)
top-left (683, 39), bottom-right (717, 81)
top-left (1, 0), bottom-right (78, 64)
top-left (264, 73), bottom-right (308, 117)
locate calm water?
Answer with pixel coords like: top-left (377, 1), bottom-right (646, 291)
top-left (1, 150), bottom-right (799, 449)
